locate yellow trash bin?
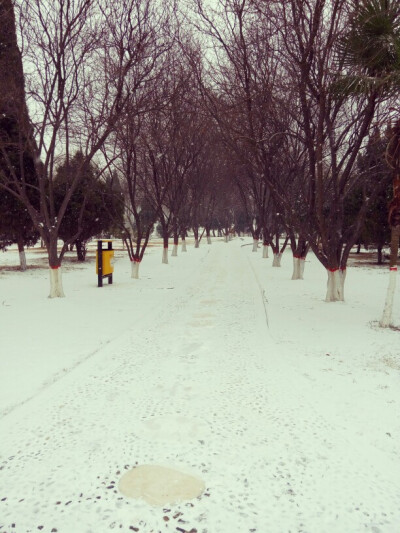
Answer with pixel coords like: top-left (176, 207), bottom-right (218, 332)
top-left (96, 240), bottom-right (114, 287)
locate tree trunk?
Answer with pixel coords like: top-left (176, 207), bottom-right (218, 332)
top-left (291, 237), bottom-right (308, 279)
top-left (272, 253), bottom-right (282, 267)
top-left (75, 239), bottom-right (87, 261)
top-left (380, 226), bottom-right (400, 326)
top-left (172, 229), bottom-right (179, 256)
top-left (262, 243), bottom-right (269, 258)
top-left (46, 237), bottom-right (65, 298)
top-left (181, 237), bottom-right (187, 252)
top-left (131, 259), bottom-right (140, 279)
top-left (325, 268), bottom-right (346, 302)
top-left (252, 238), bottom-right (259, 252)
top-left (162, 247), bottom-right (168, 263)
top-left (49, 267), bottom-right (65, 298)
top-left (17, 238), bottom-right (27, 271)
top-left (380, 147), bottom-right (400, 326)
top-left (300, 258), bottom-right (306, 279)
top-left (162, 232), bottom-right (169, 264)
top-left (377, 245), bottom-right (383, 265)
top-left (291, 256), bottom-right (301, 280)
top-left (291, 256), bottom-right (306, 280)
top-left (193, 227), bottom-right (200, 248)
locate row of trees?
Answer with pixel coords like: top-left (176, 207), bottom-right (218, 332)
top-left (189, 0), bottom-right (400, 323)
top-left (0, 0), bottom-right (241, 288)
top-left (0, 0), bottom-right (399, 324)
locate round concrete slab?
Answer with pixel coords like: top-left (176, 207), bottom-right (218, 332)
top-left (118, 465), bottom-right (205, 506)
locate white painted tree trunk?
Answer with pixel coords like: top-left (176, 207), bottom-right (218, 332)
top-left (19, 250), bottom-right (27, 271)
top-left (300, 258), bottom-right (306, 279)
top-left (325, 269), bottom-right (346, 302)
top-left (262, 244), bottom-right (269, 258)
top-left (162, 247), bottom-right (168, 264)
top-left (291, 256), bottom-right (301, 279)
top-left (292, 256), bottom-right (306, 280)
top-left (131, 260), bottom-right (140, 279)
top-left (224, 235), bottom-right (229, 243)
top-left (49, 267), bottom-right (65, 298)
top-left (272, 253), bottom-right (282, 267)
top-left (172, 244), bottom-right (178, 256)
top-left (181, 239), bottom-right (187, 252)
top-left (194, 239), bottom-right (200, 248)
top-left (207, 236), bottom-right (212, 244)
top-left (229, 234), bottom-right (233, 241)
top-left (380, 268), bottom-right (397, 327)
top-left (252, 239), bottom-right (259, 252)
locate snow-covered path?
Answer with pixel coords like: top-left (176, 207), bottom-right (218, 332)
top-left (0, 240), bottom-right (399, 533)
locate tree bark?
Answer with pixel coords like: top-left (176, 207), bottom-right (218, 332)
top-left (377, 245), bottom-right (383, 265)
top-left (17, 238), bottom-right (27, 271)
top-left (380, 226), bottom-right (400, 326)
top-left (162, 233), bottom-right (169, 264)
top-left (49, 267), bottom-right (65, 298)
top-left (193, 227), bottom-right (200, 248)
top-left (131, 259), bottom-right (140, 279)
top-left (291, 256), bottom-right (301, 280)
top-left (380, 125), bottom-right (400, 325)
top-left (75, 239), bottom-right (87, 261)
top-left (272, 253), bottom-right (282, 267)
top-left (325, 269), bottom-right (346, 302)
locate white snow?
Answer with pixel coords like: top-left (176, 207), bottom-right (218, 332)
top-left (0, 238), bottom-right (399, 533)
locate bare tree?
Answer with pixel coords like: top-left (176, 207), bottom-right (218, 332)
top-left (268, 0), bottom-right (388, 300)
top-left (0, 0), bottom-right (170, 297)
top-left (192, 0), bottom-right (305, 271)
top-left (104, 114), bottom-right (158, 280)
top-left (140, 53), bottom-right (207, 264)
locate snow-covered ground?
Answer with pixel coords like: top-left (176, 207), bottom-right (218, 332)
top-left (0, 238), bottom-right (399, 533)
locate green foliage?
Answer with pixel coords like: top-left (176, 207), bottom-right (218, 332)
top-left (340, 0), bottom-right (400, 75)
top-left (0, 189), bottom-right (38, 250)
top-left (100, 172), bottom-right (126, 239)
top-left (0, 114), bottom-right (39, 251)
top-left (333, 0), bottom-right (400, 96)
top-left (55, 152), bottom-right (121, 259)
top-left (344, 129), bottom-right (392, 253)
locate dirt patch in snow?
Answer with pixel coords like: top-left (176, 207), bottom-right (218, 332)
top-left (118, 465), bottom-right (205, 506)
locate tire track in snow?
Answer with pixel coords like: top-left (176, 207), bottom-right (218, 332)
top-left (245, 252), bottom-right (270, 330)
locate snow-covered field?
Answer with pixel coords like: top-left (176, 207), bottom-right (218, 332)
top-left (0, 238), bottom-right (399, 533)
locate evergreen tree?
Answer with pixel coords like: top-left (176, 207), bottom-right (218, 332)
top-left (0, 189), bottom-right (39, 268)
top-left (0, 0), bottom-right (39, 269)
top-left (55, 152), bottom-right (120, 261)
top-left (344, 130), bottom-right (391, 263)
